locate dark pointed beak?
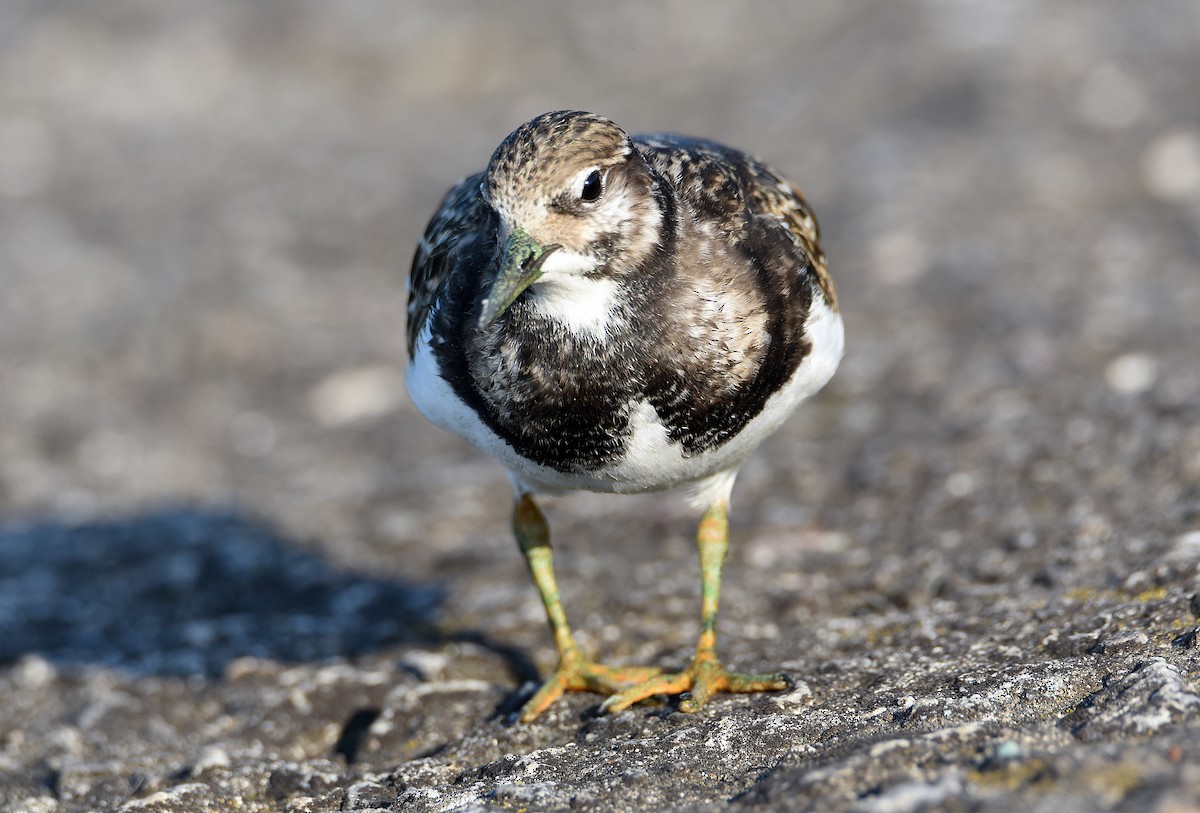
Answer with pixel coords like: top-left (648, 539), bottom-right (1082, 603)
top-left (478, 227), bottom-right (560, 328)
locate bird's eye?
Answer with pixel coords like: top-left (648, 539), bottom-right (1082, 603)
top-left (580, 170), bottom-right (603, 202)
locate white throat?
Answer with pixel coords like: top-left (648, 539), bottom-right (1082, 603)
top-left (527, 250), bottom-right (620, 337)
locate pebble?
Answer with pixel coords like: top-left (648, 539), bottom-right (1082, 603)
top-left (994, 740), bottom-right (1022, 760)
top-left (191, 746), bottom-right (231, 773)
top-left (13, 654), bottom-right (56, 689)
top-left (944, 471), bottom-right (976, 498)
top-left (1141, 130), bottom-right (1200, 203)
top-left (773, 679), bottom-right (815, 710)
top-left (1105, 353), bottom-right (1158, 395)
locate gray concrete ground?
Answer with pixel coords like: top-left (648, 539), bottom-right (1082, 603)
top-left (2, 2), bottom-right (1200, 811)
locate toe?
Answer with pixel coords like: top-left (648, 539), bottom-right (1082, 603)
top-left (724, 670), bottom-right (792, 693)
top-left (601, 672), bottom-right (692, 714)
top-left (519, 671), bottom-right (570, 722)
top-left (593, 664), bottom-right (663, 686)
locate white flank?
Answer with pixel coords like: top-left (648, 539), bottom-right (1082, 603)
top-left (406, 315), bottom-right (512, 462)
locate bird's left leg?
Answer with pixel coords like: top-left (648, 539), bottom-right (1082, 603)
top-left (601, 497), bottom-right (791, 714)
top-left (513, 494), bottom-right (661, 722)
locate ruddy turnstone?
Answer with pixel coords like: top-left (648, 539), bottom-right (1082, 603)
top-left (407, 111), bottom-right (843, 721)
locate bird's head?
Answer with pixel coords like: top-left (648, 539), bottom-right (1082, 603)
top-left (477, 111), bottom-right (662, 327)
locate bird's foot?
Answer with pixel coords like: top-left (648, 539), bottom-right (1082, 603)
top-left (599, 651), bottom-right (791, 715)
top-left (520, 650), bottom-right (663, 722)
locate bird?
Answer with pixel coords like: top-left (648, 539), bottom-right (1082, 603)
top-left (406, 110), bottom-right (843, 722)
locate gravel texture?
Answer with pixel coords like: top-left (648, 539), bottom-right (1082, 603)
top-left (2, 2), bottom-right (1200, 811)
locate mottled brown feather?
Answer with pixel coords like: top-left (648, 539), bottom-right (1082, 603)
top-left (744, 161), bottom-right (837, 310)
top-left (635, 135), bottom-right (837, 311)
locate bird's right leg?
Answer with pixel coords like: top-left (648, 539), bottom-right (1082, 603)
top-left (512, 494), bottom-right (661, 722)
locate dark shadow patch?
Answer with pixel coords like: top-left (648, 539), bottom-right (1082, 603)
top-left (0, 507), bottom-right (442, 676)
top-left (446, 630), bottom-right (540, 688)
top-left (334, 707), bottom-right (382, 764)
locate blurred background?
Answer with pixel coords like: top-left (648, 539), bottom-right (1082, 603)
top-left (3, 5), bottom-right (1200, 808)
top-left (1, 0), bottom-right (1199, 656)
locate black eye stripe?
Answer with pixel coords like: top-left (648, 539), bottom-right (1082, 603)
top-left (580, 170), bottom-right (603, 202)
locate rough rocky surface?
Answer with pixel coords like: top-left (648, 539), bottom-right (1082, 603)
top-left (2, 2), bottom-right (1200, 811)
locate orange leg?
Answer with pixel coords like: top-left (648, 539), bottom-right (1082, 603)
top-left (513, 495), bottom-right (662, 722)
top-left (600, 499), bottom-right (790, 714)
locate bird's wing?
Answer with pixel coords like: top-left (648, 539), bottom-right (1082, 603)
top-left (740, 158), bottom-right (837, 310)
top-left (407, 171), bottom-right (488, 357)
top-left (634, 134), bottom-right (836, 310)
